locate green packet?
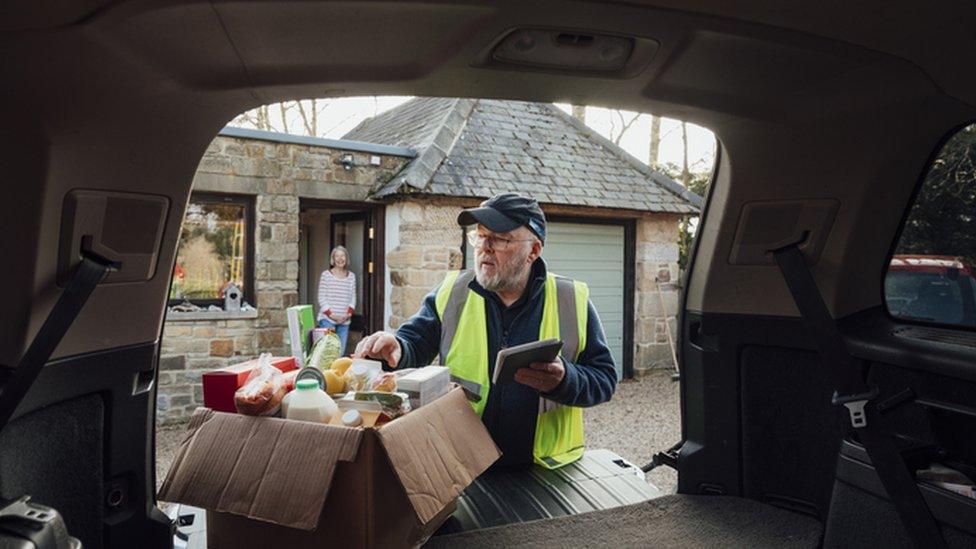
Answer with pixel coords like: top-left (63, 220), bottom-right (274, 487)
top-left (353, 391), bottom-right (412, 417)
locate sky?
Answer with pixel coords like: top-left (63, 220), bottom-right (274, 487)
top-left (229, 97), bottom-right (717, 176)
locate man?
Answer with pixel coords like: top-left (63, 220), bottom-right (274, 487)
top-left (355, 193), bottom-right (617, 468)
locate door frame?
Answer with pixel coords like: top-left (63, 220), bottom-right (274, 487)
top-left (299, 199), bottom-right (386, 335)
top-left (546, 215), bottom-right (637, 379)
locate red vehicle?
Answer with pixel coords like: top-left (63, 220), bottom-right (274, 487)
top-left (886, 255), bottom-right (976, 327)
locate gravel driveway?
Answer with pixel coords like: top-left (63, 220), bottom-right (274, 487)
top-left (155, 369), bottom-right (681, 495)
top-left (584, 369), bottom-right (680, 494)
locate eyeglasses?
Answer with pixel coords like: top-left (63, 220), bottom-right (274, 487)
top-left (467, 229), bottom-right (535, 251)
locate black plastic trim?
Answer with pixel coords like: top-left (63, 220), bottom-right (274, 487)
top-left (836, 439), bottom-right (976, 536)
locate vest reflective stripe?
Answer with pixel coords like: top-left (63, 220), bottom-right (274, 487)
top-left (435, 270), bottom-right (588, 469)
top-left (438, 270), bottom-right (477, 360)
top-left (534, 275), bottom-right (588, 469)
top-left (436, 271), bottom-right (490, 416)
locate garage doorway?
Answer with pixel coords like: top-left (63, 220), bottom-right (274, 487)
top-left (299, 200), bottom-right (385, 352)
top-left (464, 217), bottom-right (635, 379)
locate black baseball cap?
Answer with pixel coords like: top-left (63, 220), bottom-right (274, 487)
top-left (457, 193), bottom-right (547, 243)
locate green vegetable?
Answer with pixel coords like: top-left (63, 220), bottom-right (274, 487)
top-left (306, 330), bottom-right (341, 372)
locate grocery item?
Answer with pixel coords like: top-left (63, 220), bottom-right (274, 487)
top-left (282, 369), bottom-right (300, 392)
top-left (202, 356), bottom-right (297, 413)
top-left (369, 372), bottom-right (397, 393)
top-left (331, 357), bottom-right (354, 376)
top-left (344, 359), bottom-right (382, 392)
top-left (354, 391), bottom-right (411, 418)
top-left (336, 397), bottom-right (383, 414)
top-left (159, 388), bottom-right (501, 548)
top-left (286, 379), bottom-right (339, 423)
top-left (286, 305), bottom-right (316, 362)
top-left (234, 353), bottom-right (287, 416)
top-left (296, 367), bottom-right (326, 391)
top-left (397, 366), bottom-right (450, 409)
top-left (324, 370), bottom-right (345, 394)
top-left (341, 409), bottom-right (363, 427)
top-left (306, 329), bottom-right (342, 372)
top-left (311, 327), bottom-right (331, 345)
top-left (281, 390), bottom-right (293, 417)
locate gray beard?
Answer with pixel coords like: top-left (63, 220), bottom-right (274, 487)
top-left (475, 251), bottom-right (531, 293)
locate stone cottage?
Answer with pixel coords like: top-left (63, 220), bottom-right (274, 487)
top-left (157, 98), bottom-right (700, 423)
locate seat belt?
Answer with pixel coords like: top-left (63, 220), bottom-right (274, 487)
top-left (0, 255), bottom-right (113, 432)
top-left (772, 244), bottom-right (946, 548)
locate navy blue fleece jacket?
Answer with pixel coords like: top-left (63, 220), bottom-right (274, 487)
top-left (395, 258), bottom-right (617, 467)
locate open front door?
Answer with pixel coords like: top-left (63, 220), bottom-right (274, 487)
top-left (322, 207), bottom-right (384, 337)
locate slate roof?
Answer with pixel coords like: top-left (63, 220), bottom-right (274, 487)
top-left (342, 98), bottom-right (701, 213)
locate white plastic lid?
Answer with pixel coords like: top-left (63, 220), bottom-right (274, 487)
top-left (341, 409), bottom-right (363, 427)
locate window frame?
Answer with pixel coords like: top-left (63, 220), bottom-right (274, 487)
top-left (168, 192), bottom-right (255, 308)
top-left (881, 121), bottom-right (976, 332)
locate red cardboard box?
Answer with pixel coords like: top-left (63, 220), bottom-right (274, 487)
top-left (201, 356), bottom-right (297, 413)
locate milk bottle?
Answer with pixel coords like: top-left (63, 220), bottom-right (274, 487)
top-left (285, 379), bottom-right (338, 423)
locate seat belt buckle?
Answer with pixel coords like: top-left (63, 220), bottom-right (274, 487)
top-left (831, 385), bottom-right (879, 428)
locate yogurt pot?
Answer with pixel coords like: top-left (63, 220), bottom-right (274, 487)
top-left (344, 359), bottom-right (381, 392)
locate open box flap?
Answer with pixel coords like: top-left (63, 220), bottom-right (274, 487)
top-left (377, 387), bottom-right (501, 525)
top-left (157, 408), bottom-right (362, 530)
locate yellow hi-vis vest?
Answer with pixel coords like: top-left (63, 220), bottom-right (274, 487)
top-left (434, 270), bottom-right (589, 469)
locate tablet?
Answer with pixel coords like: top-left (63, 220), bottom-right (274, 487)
top-left (492, 338), bottom-right (564, 385)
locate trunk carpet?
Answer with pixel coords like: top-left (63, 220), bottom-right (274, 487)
top-left (424, 494), bottom-right (822, 548)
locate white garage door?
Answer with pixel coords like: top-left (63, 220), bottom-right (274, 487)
top-left (465, 221), bottom-right (627, 379)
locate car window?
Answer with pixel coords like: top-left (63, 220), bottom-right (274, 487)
top-left (885, 124), bottom-right (976, 328)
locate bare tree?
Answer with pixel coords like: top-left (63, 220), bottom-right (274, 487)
top-left (231, 99), bottom-right (341, 137)
top-left (295, 99), bottom-right (332, 136)
top-left (648, 115), bottom-right (661, 169)
top-left (571, 105), bottom-right (586, 124)
top-left (278, 103), bottom-right (291, 134)
top-left (609, 109), bottom-right (641, 145)
top-left (295, 101), bottom-right (313, 135)
top-left (232, 104), bottom-right (279, 132)
top-left (681, 121), bottom-right (691, 187)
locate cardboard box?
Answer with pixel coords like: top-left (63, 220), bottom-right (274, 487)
top-left (201, 356), bottom-right (298, 413)
top-left (158, 387), bottom-right (500, 548)
top-left (397, 366), bottom-right (451, 409)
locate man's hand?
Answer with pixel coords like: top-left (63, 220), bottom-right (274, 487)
top-left (515, 359), bottom-right (565, 393)
top-left (353, 331), bottom-right (402, 368)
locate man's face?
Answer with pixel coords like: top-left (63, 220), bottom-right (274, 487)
top-left (473, 225), bottom-right (540, 292)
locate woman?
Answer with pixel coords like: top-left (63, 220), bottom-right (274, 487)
top-left (317, 245), bottom-right (356, 354)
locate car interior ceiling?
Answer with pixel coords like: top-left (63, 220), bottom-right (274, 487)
top-left (2, 1), bottom-right (976, 547)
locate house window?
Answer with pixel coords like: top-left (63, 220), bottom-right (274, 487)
top-left (884, 123), bottom-right (976, 329)
top-left (169, 193), bottom-right (254, 307)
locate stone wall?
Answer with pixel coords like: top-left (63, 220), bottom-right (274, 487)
top-left (633, 214), bottom-right (682, 374)
top-left (386, 198), bottom-right (468, 328)
top-left (157, 134), bottom-right (409, 424)
top-left (385, 198), bottom-right (684, 374)
top-left (158, 134), bottom-right (686, 423)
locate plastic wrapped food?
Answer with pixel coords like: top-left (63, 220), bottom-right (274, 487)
top-left (368, 372), bottom-right (397, 393)
top-left (306, 329), bottom-right (341, 373)
top-left (343, 359), bottom-right (382, 392)
top-left (234, 353), bottom-right (287, 416)
top-left (354, 391), bottom-right (412, 418)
